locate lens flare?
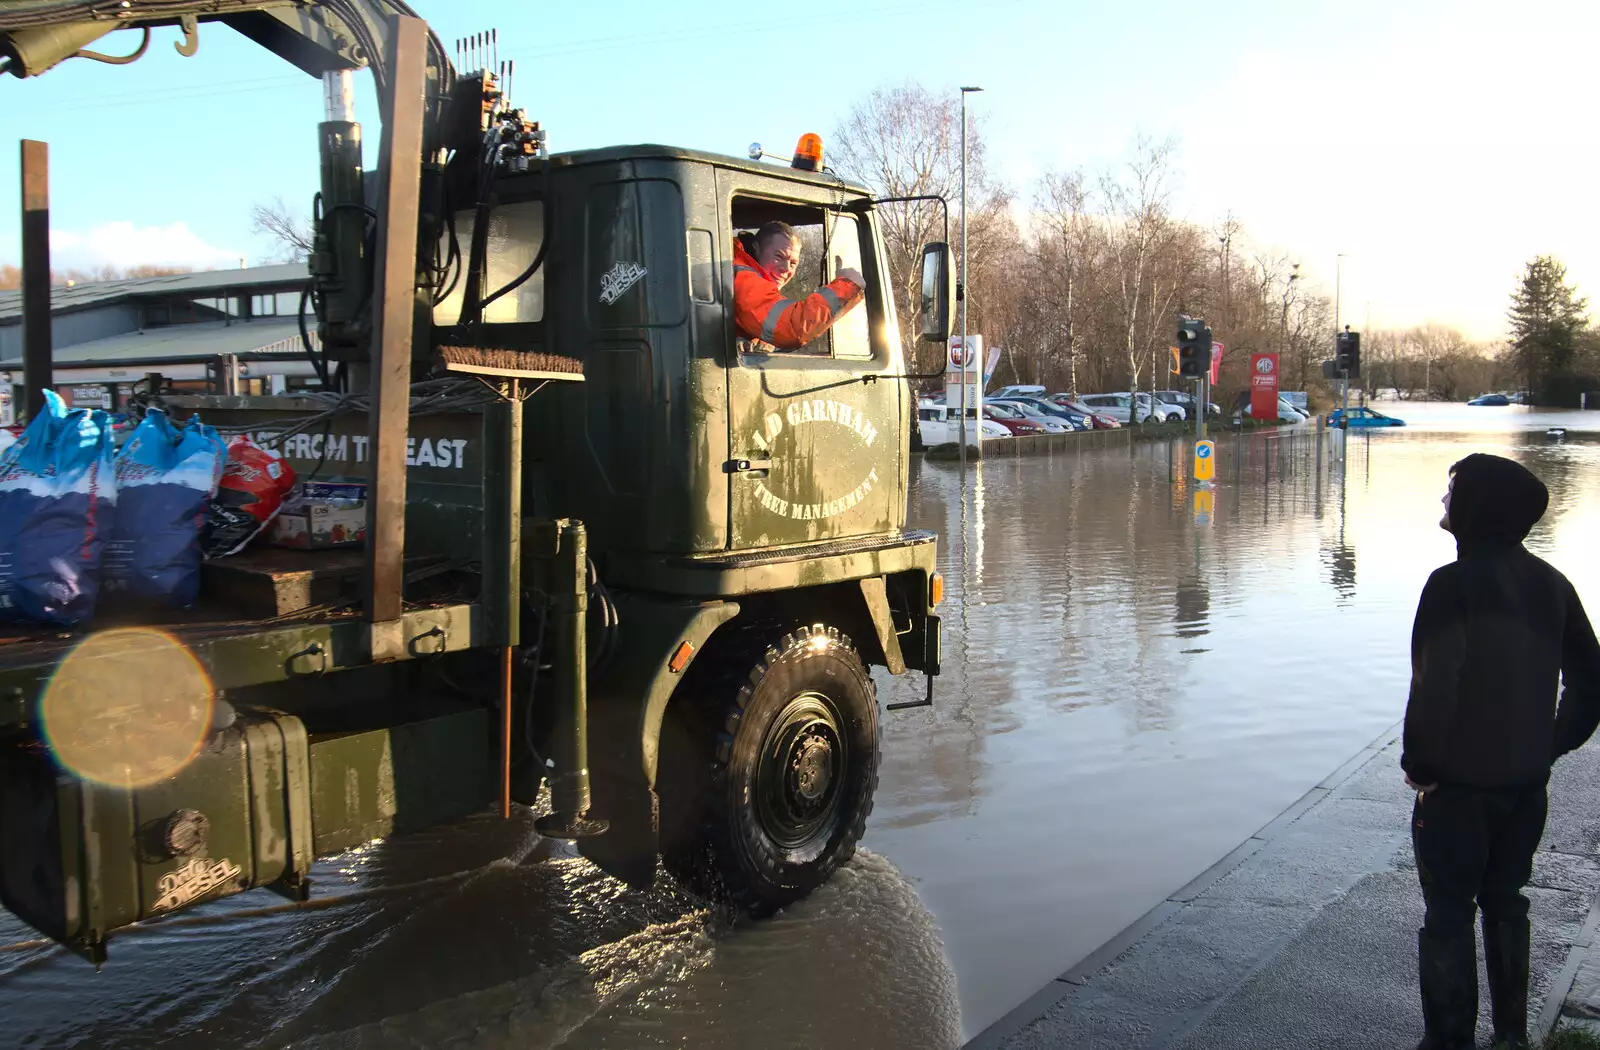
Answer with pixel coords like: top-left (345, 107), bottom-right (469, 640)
top-left (40, 627), bottom-right (215, 788)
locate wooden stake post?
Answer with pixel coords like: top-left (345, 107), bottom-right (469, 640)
top-left (21, 140), bottom-right (51, 421)
top-left (363, 15), bottom-right (429, 659)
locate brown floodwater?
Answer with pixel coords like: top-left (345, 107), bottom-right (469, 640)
top-left (3, 402), bottom-right (1597, 1048)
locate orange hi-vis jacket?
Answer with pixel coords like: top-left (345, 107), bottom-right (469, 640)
top-left (732, 239), bottom-right (864, 351)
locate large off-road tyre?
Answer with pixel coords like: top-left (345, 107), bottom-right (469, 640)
top-left (659, 622), bottom-right (880, 917)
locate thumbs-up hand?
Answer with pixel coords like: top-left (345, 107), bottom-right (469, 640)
top-left (834, 254), bottom-right (865, 288)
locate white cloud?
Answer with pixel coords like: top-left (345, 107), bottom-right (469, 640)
top-left (49, 221), bottom-right (245, 272)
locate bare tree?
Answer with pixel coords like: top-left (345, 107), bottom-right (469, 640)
top-left (1035, 171), bottom-right (1100, 393)
top-left (250, 196), bottom-right (314, 263)
top-left (1101, 135), bottom-right (1178, 418)
top-left (832, 83), bottom-right (1006, 374)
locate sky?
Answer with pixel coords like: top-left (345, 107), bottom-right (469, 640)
top-left (0, 0), bottom-right (1593, 344)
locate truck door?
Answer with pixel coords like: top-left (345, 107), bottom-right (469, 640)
top-left (717, 174), bottom-right (902, 550)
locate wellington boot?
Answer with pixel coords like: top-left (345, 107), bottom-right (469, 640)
top-left (1416, 927), bottom-right (1478, 1050)
top-left (1483, 915), bottom-right (1531, 1049)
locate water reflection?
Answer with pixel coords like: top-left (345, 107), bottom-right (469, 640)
top-left (870, 412), bottom-right (1600, 1040)
top-left (1325, 541), bottom-right (1358, 599)
top-left (1174, 574), bottom-right (1211, 642)
top-left (0, 813), bottom-right (958, 1050)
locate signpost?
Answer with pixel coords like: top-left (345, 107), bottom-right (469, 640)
top-left (947, 334), bottom-right (984, 453)
top-left (1249, 352), bottom-right (1280, 422)
top-left (1194, 438), bottom-right (1215, 481)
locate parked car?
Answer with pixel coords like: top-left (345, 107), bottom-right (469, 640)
top-left (1155, 390), bottom-right (1222, 419)
top-left (1280, 391), bottom-right (1310, 414)
top-left (1149, 389), bottom-right (1192, 419)
top-left (991, 396), bottom-right (1091, 431)
top-left (1329, 406), bottom-right (1406, 428)
top-left (986, 398), bottom-right (1074, 433)
top-left (1049, 396), bottom-right (1123, 429)
top-left (1467, 393), bottom-right (1511, 406)
top-left (918, 401), bottom-right (1011, 443)
top-left (983, 403), bottom-right (1049, 436)
top-left (1077, 392), bottom-right (1183, 424)
top-left (989, 384), bottom-right (1049, 400)
top-left (1240, 396), bottom-right (1309, 424)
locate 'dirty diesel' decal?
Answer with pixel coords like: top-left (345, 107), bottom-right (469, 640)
top-left (598, 261), bottom-right (647, 305)
top-left (152, 856), bottom-right (243, 912)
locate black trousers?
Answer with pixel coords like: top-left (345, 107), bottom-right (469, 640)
top-left (1411, 782), bottom-right (1548, 934)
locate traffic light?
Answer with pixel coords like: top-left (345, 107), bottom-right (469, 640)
top-left (1176, 316), bottom-right (1213, 378)
top-left (1335, 329), bottom-right (1361, 377)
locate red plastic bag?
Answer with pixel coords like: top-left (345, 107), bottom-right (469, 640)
top-left (201, 436), bottom-right (297, 558)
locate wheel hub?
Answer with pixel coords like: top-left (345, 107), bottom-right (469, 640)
top-left (791, 732), bottom-right (834, 804)
top-left (755, 693), bottom-right (848, 851)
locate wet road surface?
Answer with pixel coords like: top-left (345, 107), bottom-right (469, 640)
top-left (3, 401), bottom-right (1597, 1048)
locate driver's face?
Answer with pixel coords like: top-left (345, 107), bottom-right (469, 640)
top-left (758, 235), bottom-right (802, 286)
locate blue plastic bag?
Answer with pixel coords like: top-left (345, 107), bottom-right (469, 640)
top-left (0, 390), bottom-right (118, 626)
top-left (103, 408), bottom-right (226, 609)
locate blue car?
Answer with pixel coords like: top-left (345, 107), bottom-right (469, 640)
top-left (1329, 406), bottom-right (1405, 428)
top-left (1468, 393), bottom-right (1511, 406)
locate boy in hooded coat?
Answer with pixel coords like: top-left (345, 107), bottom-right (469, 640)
top-left (1404, 453), bottom-right (1600, 1049)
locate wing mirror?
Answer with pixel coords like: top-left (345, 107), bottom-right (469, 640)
top-left (917, 242), bottom-right (952, 343)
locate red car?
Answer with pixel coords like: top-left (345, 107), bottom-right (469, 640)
top-left (1050, 396), bottom-right (1122, 430)
top-left (983, 404), bottom-right (1047, 436)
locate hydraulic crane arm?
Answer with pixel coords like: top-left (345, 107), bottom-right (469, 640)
top-left (0, 1), bottom-right (454, 103)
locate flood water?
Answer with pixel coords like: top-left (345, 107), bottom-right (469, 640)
top-left (3, 401), bottom-right (1598, 1049)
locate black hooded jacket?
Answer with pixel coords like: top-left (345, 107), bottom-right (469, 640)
top-left (1400, 453), bottom-right (1600, 789)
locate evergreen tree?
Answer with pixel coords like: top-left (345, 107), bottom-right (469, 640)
top-left (1507, 255), bottom-right (1588, 403)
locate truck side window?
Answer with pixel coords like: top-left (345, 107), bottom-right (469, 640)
top-left (433, 200), bottom-right (545, 325)
top-left (826, 213), bottom-right (869, 359)
top-left (731, 197), bottom-right (868, 360)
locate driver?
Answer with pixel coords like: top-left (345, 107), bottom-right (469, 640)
top-left (733, 221), bottom-right (865, 352)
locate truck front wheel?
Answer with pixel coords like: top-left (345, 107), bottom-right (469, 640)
top-left (660, 623), bottom-right (880, 916)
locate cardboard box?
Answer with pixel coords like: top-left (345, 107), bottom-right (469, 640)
top-left (270, 482), bottom-right (367, 549)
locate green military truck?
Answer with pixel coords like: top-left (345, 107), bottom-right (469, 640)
top-left (0, 1), bottom-right (947, 962)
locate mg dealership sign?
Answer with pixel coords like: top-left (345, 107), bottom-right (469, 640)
top-left (1249, 352), bottom-right (1280, 420)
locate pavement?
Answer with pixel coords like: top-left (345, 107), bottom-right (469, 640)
top-left (969, 721), bottom-right (1600, 1050)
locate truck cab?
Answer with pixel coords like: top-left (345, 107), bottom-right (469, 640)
top-left (440, 144), bottom-right (919, 568)
top-left (413, 142), bottom-right (951, 891)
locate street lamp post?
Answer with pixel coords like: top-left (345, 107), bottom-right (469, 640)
top-left (958, 85), bottom-right (982, 471)
top-left (1280, 264), bottom-right (1300, 348)
top-left (1335, 253), bottom-right (1348, 419)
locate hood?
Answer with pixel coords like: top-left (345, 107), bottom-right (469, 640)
top-left (1446, 453), bottom-right (1548, 545)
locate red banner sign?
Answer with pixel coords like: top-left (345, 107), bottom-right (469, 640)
top-left (1249, 352), bottom-right (1280, 420)
top-left (1210, 341), bottom-right (1226, 386)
